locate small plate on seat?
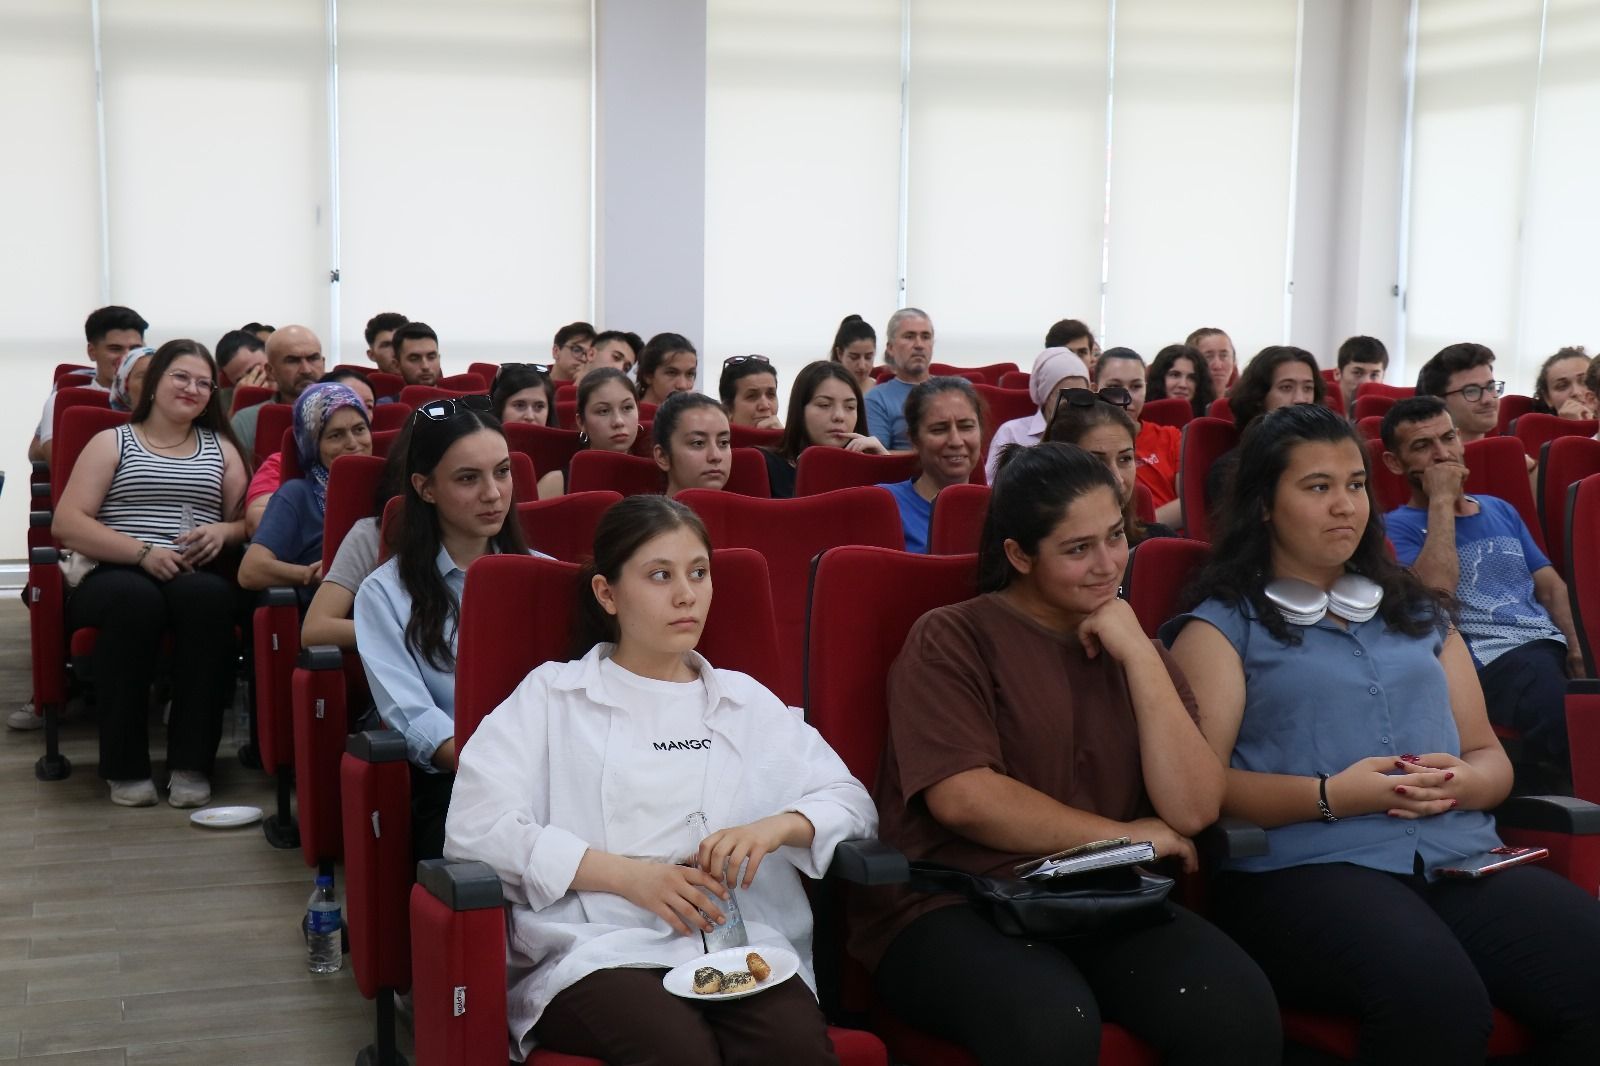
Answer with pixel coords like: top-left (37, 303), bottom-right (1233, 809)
top-left (190, 805), bottom-right (263, 829)
top-left (663, 944), bottom-right (799, 1001)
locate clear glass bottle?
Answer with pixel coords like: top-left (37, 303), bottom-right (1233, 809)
top-left (686, 811), bottom-right (749, 952)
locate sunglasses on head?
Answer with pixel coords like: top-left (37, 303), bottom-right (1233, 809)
top-left (1056, 386), bottom-right (1132, 411)
top-left (723, 354), bottom-right (773, 369)
top-left (490, 362), bottom-right (553, 390)
top-left (412, 393), bottom-right (493, 424)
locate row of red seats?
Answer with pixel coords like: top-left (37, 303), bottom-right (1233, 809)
top-left (347, 539), bottom-right (1600, 1065)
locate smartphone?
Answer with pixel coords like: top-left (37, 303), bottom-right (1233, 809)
top-left (1437, 845), bottom-right (1549, 879)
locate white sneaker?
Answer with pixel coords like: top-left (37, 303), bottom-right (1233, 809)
top-left (167, 770), bottom-right (211, 809)
top-left (6, 703), bottom-right (42, 731)
top-left (109, 779), bottom-right (159, 807)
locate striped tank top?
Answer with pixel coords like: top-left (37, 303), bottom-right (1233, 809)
top-left (96, 424), bottom-right (226, 549)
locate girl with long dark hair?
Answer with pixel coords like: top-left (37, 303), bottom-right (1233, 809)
top-left (535, 367), bottom-right (639, 499)
top-left (354, 397), bottom-right (530, 859)
top-left (445, 496), bottom-right (874, 1063)
top-left (1165, 403), bottom-right (1600, 1062)
top-left (491, 363), bottom-right (561, 428)
top-left (652, 391), bottom-right (732, 496)
top-left (53, 339), bottom-right (251, 808)
top-left (762, 361), bottom-right (887, 498)
top-left (1145, 343), bottom-right (1217, 421)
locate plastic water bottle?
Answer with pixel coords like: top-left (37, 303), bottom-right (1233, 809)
top-left (686, 812), bottom-right (749, 953)
top-left (306, 875), bottom-right (342, 973)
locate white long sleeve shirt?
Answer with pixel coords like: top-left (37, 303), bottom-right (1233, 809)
top-left (443, 643), bottom-right (878, 1058)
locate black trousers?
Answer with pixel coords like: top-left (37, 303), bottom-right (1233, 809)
top-left (873, 901), bottom-right (1282, 1065)
top-left (410, 764), bottom-right (455, 862)
top-left (535, 969), bottom-right (837, 1066)
top-left (68, 564), bottom-right (237, 781)
top-left (1213, 861), bottom-right (1600, 1065)
top-left (1479, 639), bottom-right (1570, 786)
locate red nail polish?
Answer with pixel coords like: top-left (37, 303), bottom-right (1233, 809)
top-left (1444, 772), bottom-right (1454, 781)
top-left (1395, 786), bottom-right (1407, 795)
top-left (1450, 799), bottom-right (1459, 808)
top-left (1402, 753), bottom-right (1417, 760)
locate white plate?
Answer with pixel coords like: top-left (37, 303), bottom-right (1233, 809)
top-left (189, 805), bottom-right (264, 829)
top-left (662, 945), bottom-right (799, 1002)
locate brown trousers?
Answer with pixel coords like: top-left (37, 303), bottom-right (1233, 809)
top-left (533, 967), bottom-right (838, 1066)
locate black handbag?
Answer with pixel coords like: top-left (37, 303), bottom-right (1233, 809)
top-left (909, 861), bottom-right (1175, 940)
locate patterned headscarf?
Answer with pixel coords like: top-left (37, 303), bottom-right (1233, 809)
top-left (109, 347), bottom-right (156, 412)
top-left (293, 382), bottom-right (369, 514)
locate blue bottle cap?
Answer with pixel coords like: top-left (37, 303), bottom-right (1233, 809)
top-left (315, 875), bottom-right (333, 887)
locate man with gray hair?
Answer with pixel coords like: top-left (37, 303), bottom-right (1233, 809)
top-left (865, 308), bottom-right (934, 450)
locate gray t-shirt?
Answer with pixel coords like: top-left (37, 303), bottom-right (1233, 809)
top-left (325, 517), bottom-right (381, 593)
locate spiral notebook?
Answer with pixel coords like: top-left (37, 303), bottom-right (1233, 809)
top-left (1014, 837), bottom-right (1157, 881)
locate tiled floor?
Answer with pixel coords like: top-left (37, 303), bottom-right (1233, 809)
top-left (0, 599), bottom-right (392, 1064)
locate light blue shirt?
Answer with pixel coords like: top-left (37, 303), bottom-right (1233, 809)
top-left (1160, 597), bottom-right (1502, 879)
top-left (864, 378), bottom-right (914, 451)
top-left (879, 479), bottom-right (932, 554)
top-left (355, 544), bottom-right (551, 772)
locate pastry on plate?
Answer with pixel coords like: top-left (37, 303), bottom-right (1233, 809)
top-left (746, 952), bottom-right (771, 982)
top-left (692, 967), bottom-right (723, 995)
top-left (719, 970), bottom-right (756, 993)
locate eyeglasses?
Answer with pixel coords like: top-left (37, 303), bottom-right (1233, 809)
top-left (412, 394), bottom-right (493, 424)
top-left (1056, 386), bottom-right (1131, 410)
top-left (723, 354), bottom-right (773, 369)
top-left (1441, 380), bottom-right (1504, 403)
top-left (560, 343), bottom-right (593, 359)
top-left (166, 369), bottom-right (217, 394)
top-left (490, 362), bottom-right (552, 389)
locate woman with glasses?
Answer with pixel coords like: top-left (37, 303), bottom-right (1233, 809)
top-left (1044, 388), bottom-right (1175, 559)
top-left (239, 382), bottom-right (372, 601)
top-left (637, 333), bottom-right (699, 406)
top-left (52, 340), bottom-right (251, 809)
top-left (492, 364), bottom-right (561, 428)
top-left (536, 368), bottom-right (641, 500)
top-left (355, 395), bottom-right (535, 860)
top-left (982, 348), bottom-right (1091, 484)
top-left (718, 355), bottom-right (783, 431)
top-left (550, 322), bottom-right (596, 384)
top-left (877, 377), bottom-right (985, 553)
top-left (761, 361), bottom-right (888, 499)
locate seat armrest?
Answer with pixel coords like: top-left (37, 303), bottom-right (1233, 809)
top-left (30, 546), bottom-right (60, 567)
top-left (299, 644), bottom-right (345, 671)
top-left (30, 510), bottom-right (52, 530)
top-left (346, 730), bottom-right (408, 763)
top-left (1197, 816), bottom-right (1269, 863)
top-left (416, 858), bottom-right (504, 910)
top-left (1496, 795), bottom-right (1600, 835)
top-left (1570, 679), bottom-right (1600, 697)
top-left (31, 460), bottom-right (48, 480)
top-left (260, 586), bottom-right (299, 608)
top-left (826, 838), bottom-right (909, 886)
top-left (31, 481), bottom-right (50, 502)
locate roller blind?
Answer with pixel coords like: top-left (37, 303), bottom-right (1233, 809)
top-left (1103, 0), bottom-right (1299, 361)
top-left (905, 0), bottom-right (1110, 365)
top-left (335, 0), bottom-right (591, 366)
top-left (100, 0), bottom-right (330, 345)
top-left (704, 0), bottom-right (902, 389)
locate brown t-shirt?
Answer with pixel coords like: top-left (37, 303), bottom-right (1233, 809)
top-left (848, 591), bottom-right (1199, 970)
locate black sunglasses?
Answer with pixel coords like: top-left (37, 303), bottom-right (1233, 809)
top-left (723, 354), bottom-right (773, 369)
top-left (412, 393), bottom-right (493, 424)
top-left (490, 362), bottom-right (553, 389)
top-left (1056, 386), bottom-right (1132, 411)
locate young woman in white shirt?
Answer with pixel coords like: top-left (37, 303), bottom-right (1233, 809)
top-left (354, 396), bottom-right (531, 860)
top-left (444, 495), bottom-right (876, 1064)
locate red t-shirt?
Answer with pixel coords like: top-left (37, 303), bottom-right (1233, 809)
top-left (1135, 420), bottom-right (1180, 508)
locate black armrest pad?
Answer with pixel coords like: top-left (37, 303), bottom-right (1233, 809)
top-left (29, 546), bottom-right (60, 566)
top-left (416, 858), bottom-right (504, 910)
top-left (31, 460), bottom-right (48, 478)
top-left (1496, 795), bottom-right (1600, 835)
top-left (30, 510), bottom-right (52, 528)
top-left (261, 586), bottom-right (300, 608)
top-left (345, 730), bottom-right (408, 763)
top-left (1197, 817), bottom-right (1269, 862)
top-left (1567, 678), bottom-right (1600, 697)
top-left (299, 644), bottom-right (345, 670)
top-left (31, 482), bottom-right (50, 500)
top-left (827, 838), bottom-right (909, 886)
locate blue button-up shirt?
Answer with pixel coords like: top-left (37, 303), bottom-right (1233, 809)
top-left (1161, 598), bottom-right (1502, 878)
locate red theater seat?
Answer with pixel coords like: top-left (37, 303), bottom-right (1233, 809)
top-left (1141, 398), bottom-right (1193, 429)
top-left (253, 403), bottom-right (293, 462)
top-left (1539, 437), bottom-right (1600, 577)
top-left (1177, 417), bottom-right (1238, 542)
top-left (1512, 412), bottom-right (1598, 462)
top-left (230, 383), bottom-right (273, 415)
top-left (566, 450), bottom-right (664, 496)
top-left (928, 483), bottom-right (989, 556)
top-left (794, 449), bottom-right (918, 497)
top-left (503, 422), bottom-right (584, 483)
top-left (998, 370), bottom-right (1030, 391)
top-left (1124, 538), bottom-right (1210, 637)
top-left (729, 423), bottom-right (783, 449)
top-left (1352, 394), bottom-right (1397, 422)
top-left (515, 492), bottom-right (622, 563)
top-left (1497, 393), bottom-right (1535, 436)
top-left (678, 487), bottom-right (904, 705)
